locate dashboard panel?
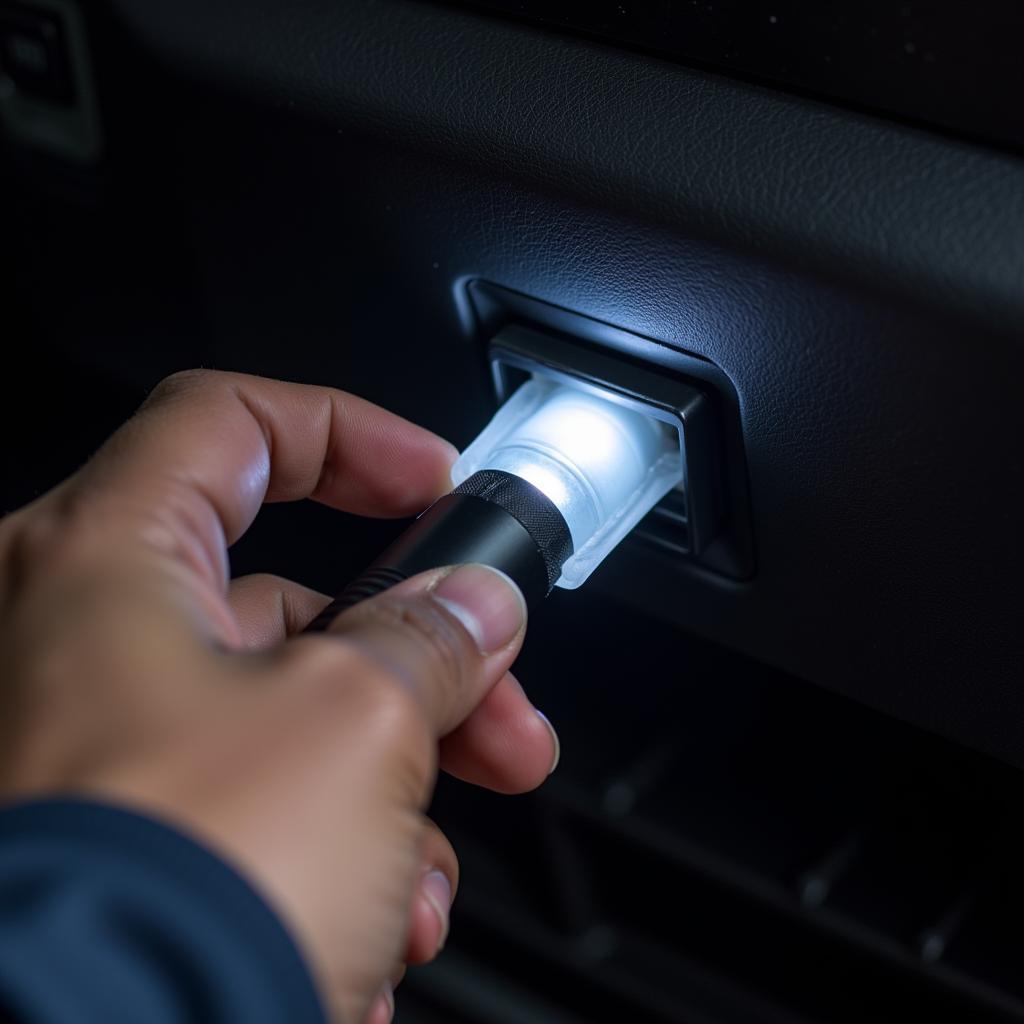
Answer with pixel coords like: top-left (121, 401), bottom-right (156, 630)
top-left (455, 0), bottom-right (1024, 153)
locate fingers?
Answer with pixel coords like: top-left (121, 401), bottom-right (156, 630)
top-left (367, 965), bottom-right (404, 1024)
top-left (366, 821), bottom-right (456, 1024)
top-left (362, 987), bottom-right (389, 1019)
top-left (405, 819), bottom-right (458, 965)
top-left (230, 571), bottom-right (559, 791)
top-left (227, 574), bottom-right (331, 648)
top-left (440, 672), bottom-right (560, 793)
top-left (325, 564), bottom-right (527, 737)
top-left (364, 987), bottom-right (394, 1024)
top-left (75, 369), bottom-right (455, 577)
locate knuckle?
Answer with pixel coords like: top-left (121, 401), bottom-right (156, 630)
top-left (5, 510), bottom-right (52, 562)
top-left (297, 639), bottom-right (436, 788)
top-left (332, 595), bottom-right (474, 730)
top-left (375, 596), bottom-right (469, 685)
top-left (344, 643), bottom-right (429, 735)
top-left (5, 502), bottom-right (75, 580)
top-left (0, 498), bottom-right (106, 621)
top-left (371, 680), bottom-right (432, 768)
top-left (287, 638), bottom-right (431, 745)
top-left (15, 488), bottom-right (117, 573)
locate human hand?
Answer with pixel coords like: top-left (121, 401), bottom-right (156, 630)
top-left (0, 370), bottom-right (559, 1023)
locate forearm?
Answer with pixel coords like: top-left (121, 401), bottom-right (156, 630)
top-left (0, 800), bottom-right (325, 1024)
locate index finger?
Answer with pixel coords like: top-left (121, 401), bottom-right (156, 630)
top-left (78, 368), bottom-right (456, 563)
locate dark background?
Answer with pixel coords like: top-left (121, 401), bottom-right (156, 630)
top-left (456, 0), bottom-right (1024, 153)
top-left (3, 1), bottom-right (1024, 1020)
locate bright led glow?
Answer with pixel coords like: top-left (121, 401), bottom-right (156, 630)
top-left (452, 377), bottom-right (683, 588)
top-left (494, 456), bottom-right (573, 512)
top-left (486, 444), bottom-right (601, 546)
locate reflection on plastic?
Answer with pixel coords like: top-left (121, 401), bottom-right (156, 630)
top-left (453, 378), bottom-right (682, 588)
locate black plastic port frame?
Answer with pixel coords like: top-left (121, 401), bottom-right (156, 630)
top-left (467, 281), bottom-right (755, 580)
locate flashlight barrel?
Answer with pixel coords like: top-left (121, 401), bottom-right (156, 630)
top-left (305, 470), bottom-right (573, 631)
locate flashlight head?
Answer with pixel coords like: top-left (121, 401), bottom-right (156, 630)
top-left (452, 377), bottom-right (683, 587)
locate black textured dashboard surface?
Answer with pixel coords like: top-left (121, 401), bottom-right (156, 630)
top-left (453, 0), bottom-right (1024, 154)
top-left (52, 0), bottom-right (1024, 766)
top-left (110, 0), bottom-right (1024, 327)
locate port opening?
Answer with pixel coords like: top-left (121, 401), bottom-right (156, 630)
top-left (467, 281), bottom-right (755, 580)
top-left (489, 324), bottom-right (714, 560)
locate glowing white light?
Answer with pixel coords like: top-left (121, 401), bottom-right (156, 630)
top-left (452, 377), bottom-right (683, 588)
top-left (502, 460), bottom-right (572, 511)
top-left (485, 444), bottom-right (600, 546)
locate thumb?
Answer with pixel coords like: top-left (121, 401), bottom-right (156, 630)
top-left (323, 564), bottom-right (528, 737)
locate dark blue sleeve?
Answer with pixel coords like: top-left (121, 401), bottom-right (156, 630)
top-left (0, 800), bottom-right (327, 1024)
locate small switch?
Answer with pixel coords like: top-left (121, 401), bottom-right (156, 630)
top-left (0, 8), bottom-right (73, 105)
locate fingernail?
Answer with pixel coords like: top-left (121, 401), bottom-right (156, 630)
top-left (382, 981), bottom-right (395, 1019)
top-left (421, 869), bottom-right (452, 951)
top-left (432, 564), bottom-right (526, 655)
top-left (536, 710), bottom-right (561, 775)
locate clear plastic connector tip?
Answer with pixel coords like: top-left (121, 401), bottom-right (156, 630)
top-left (452, 377), bottom-right (683, 588)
